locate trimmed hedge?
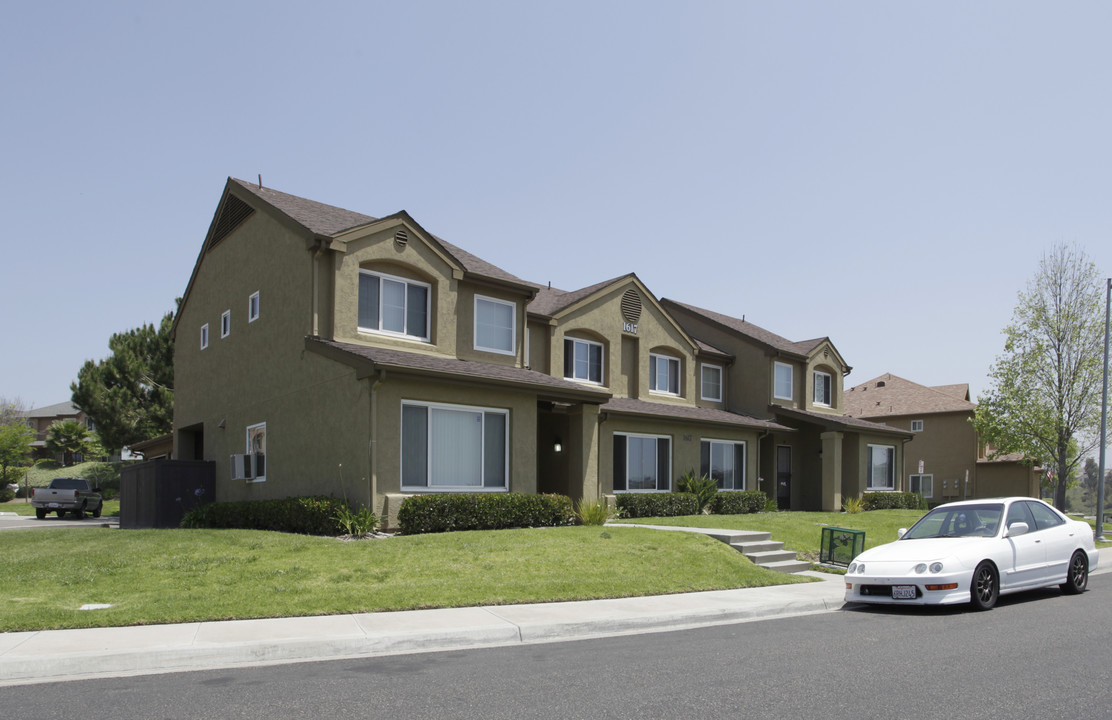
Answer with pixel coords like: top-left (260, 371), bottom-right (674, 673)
top-left (616, 492), bottom-right (701, 518)
top-left (0, 486), bottom-right (14, 503)
top-left (397, 493), bottom-right (576, 535)
top-left (862, 492), bottom-right (924, 511)
top-left (709, 490), bottom-right (768, 515)
top-left (181, 496), bottom-right (359, 536)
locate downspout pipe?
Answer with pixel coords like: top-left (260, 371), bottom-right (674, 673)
top-left (369, 369), bottom-right (386, 513)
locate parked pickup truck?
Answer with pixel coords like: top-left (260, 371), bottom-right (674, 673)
top-left (32, 477), bottom-right (104, 519)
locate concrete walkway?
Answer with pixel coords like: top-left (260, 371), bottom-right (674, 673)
top-left (0, 571), bottom-right (846, 687)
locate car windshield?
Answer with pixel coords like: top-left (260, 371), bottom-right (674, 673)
top-left (902, 503), bottom-right (1004, 539)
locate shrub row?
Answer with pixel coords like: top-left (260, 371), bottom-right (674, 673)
top-left (709, 490), bottom-right (768, 515)
top-left (862, 492), bottom-right (924, 511)
top-left (616, 492), bottom-right (701, 518)
top-left (181, 496), bottom-right (360, 536)
top-left (397, 493), bottom-right (575, 535)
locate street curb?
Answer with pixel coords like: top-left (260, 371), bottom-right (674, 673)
top-left (0, 575), bottom-right (844, 686)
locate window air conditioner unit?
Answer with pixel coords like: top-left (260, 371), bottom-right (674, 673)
top-left (231, 454), bottom-right (256, 481)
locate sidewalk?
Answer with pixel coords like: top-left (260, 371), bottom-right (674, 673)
top-left (0, 572), bottom-right (846, 687)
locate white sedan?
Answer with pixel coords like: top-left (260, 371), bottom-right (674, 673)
top-left (844, 497), bottom-right (1098, 610)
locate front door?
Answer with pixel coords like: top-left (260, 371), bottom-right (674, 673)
top-left (776, 445), bottom-right (792, 510)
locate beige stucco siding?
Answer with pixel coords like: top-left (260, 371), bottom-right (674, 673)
top-left (174, 206), bottom-right (374, 503)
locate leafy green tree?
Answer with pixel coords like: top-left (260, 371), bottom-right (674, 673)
top-left (45, 419), bottom-right (90, 467)
top-left (973, 244), bottom-right (1106, 511)
top-left (0, 422), bottom-right (34, 484)
top-left (71, 310), bottom-right (174, 454)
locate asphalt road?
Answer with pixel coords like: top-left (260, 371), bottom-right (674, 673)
top-left (2, 574), bottom-right (1109, 720)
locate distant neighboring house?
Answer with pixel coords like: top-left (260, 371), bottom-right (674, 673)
top-left (170, 178), bottom-right (913, 526)
top-left (21, 401), bottom-right (94, 463)
top-left (843, 374), bottom-right (1040, 503)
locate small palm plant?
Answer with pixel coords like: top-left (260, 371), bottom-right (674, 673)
top-left (842, 495), bottom-right (865, 514)
top-left (676, 471), bottom-right (718, 514)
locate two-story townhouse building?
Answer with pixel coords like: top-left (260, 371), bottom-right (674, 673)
top-left (660, 300), bottom-right (913, 511)
top-left (843, 373), bottom-right (1039, 503)
top-left (172, 179), bottom-right (790, 528)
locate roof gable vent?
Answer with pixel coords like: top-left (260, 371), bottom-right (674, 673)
top-left (394, 229), bottom-right (409, 248)
top-left (621, 289), bottom-right (642, 323)
top-left (209, 194), bottom-right (255, 249)
top-left (876, 381), bottom-right (886, 388)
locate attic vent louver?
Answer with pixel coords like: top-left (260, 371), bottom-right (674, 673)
top-left (876, 381), bottom-right (886, 388)
top-left (210, 194), bottom-right (254, 249)
top-left (621, 289), bottom-right (642, 323)
top-left (394, 229), bottom-right (409, 248)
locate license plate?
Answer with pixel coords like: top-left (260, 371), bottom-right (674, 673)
top-left (892, 585), bottom-right (916, 599)
top-left (48, 503), bottom-right (61, 508)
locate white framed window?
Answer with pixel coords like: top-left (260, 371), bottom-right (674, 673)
top-left (613, 433), bottom-right (671, 492)
top-left (813, 370), bottom-right (832, 406)
top-left (249, 291), bottom-right (260, 322)
top-left (649, 353), bottom-right (680, 395)
top-left (200, 323), bottom-right (209, 350)
top-left (700, 364), bottom-right (723, 402)
top-left (867, 444), bottom-right (896, 490)
top-left (911, 419), bottom-right (924, 432)
top-left (246, 422), bottom-right (267, 482)
top-left (774, 362), bottom-right (793, 400)
top-left (909, 473), bottom-right (933, 498)
top-left (401, 401), bottom-right (508, 491)
top-left (358, 269), bottom-right (430, 341)
top-left (474, 295), bottom-right (516, 355)
top-left (701, 439), bottom-right (746, 490)
top-left (564, 337), bottom-right (604, 384)
top-left (221, 310), bottom-right (231, 338)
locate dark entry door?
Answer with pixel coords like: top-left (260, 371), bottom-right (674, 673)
top-left (776, 446), bottom-right (792, 510)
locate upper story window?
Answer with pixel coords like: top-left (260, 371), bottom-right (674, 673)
top-left (564, 337), bottom-right (603, 384)
top-left (813, 370), bottom-right (832, 406)
top-left (700, 364), bottom-right (723, 402)
top-left (200, 323), bottom-right (209, 350)
top-left (358, 269), bottom-right (430, 341)
top-left (650, 353), bottom-right (680, 395)
top-left (474, 295), bottom-right (516, 355)
top-left (774, 362), bottom-right (793, 400)
top-left (249, 291), bottom-right (260, 323)
top-left (221, 310), bottom-right (231, 338)
top-left (911, 419), bottom-right (924, 432)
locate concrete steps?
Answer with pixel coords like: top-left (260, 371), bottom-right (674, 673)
top-left (607, 524), bottom-right (810, 574)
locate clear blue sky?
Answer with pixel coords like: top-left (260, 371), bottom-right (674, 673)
top-left (3, 1), bottom-right (1111, 411)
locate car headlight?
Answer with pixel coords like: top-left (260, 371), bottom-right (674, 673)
top-left (848, 563), bottom-right (856, 573)
top-left (929, 562), bottom-right (943, 573)
top-left (913, 563), bottom-right (927, 573)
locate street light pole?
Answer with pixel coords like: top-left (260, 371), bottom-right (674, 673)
top-left (1096, 277), bottom-right (1110, 541)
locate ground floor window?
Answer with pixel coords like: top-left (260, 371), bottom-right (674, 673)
top-left (401, 401), bottom-right (508, 490)
top-left (613, 433), bottom-right (671, 492)
top-left (909, 473), bottom-right (933, 498)
top-left (700, 439), bottom-right (746, 490)
top-left (867, 444), bottom-right (895, 490)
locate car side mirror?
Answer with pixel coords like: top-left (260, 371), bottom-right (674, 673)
top-left (897, 528), bottom-right (907, 539)
top-left (1006, 521), bottom-right (1029, 537)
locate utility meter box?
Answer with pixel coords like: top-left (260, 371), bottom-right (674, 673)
top-left (820, 526), bottom-right (865, 567)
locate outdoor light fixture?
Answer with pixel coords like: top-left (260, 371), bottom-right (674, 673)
top-left (554, 438), bottom-right (563, 453)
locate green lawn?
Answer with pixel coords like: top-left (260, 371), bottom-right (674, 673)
top-left (615, 509), bottom-right (927, 561)
top-left (0, 525), bottom-right (807, 632)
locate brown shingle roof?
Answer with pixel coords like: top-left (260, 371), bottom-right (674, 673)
top-left (843, 373), bottom-right (976, 418)
top-left (661, 299), bottom-right (829, 358)
top-left (931, 383), bottom-right (971, 401)
top-left (772, 404), bottom-right (914, 437)
top-left (601, 397), bottom-right (792, 432)
top-left (306, 338), bottom-right (611, 402)
top-left (526, 274), bottom-right (636, 317)
top-left (230, 178), bottom-right (377, 236)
